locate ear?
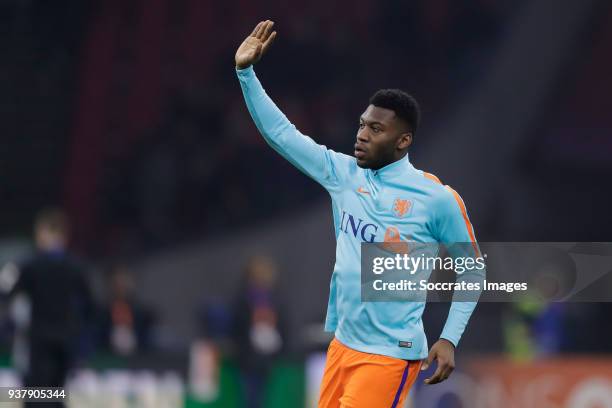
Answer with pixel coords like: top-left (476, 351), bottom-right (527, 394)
top-left (397, 132), bottom-right (413, 150)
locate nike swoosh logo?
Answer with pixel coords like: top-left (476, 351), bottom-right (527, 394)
top-left (357, 187), bottom-right (370, 195)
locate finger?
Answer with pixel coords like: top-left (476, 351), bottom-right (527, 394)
top-left (424, 364), bottom-right (445, 385)
top-left (436, 361), bottom-right (455, 383)
top-left (261, 31), bottom-right (277, 54)
top-left (421, 350), bottom-right (435, 371)
top-left (261, 20), bottom-right (274, 40)
top-left (438, 365), bottom-right (454, 383)
top-left (254, 20), bottom-right (266, 38)
top-left (251, 21), bottom-right (263, 37)
top-left (255, 20), bottom-right (270, 39)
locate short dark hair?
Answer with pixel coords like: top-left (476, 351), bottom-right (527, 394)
top-left (369, 89), bottom-right (420, 134)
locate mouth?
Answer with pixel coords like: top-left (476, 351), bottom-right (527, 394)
top-left (354, 143), bottom-right (367, 159)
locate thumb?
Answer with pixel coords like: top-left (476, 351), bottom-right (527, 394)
top-left (421, 349), bottom-right (436, 371)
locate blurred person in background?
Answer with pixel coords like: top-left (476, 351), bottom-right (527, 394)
top-left (9, 208), bottom-right (93, 407)
top-left (232, 255), bottom-right (287, 408)
top-left (102, 265), bottom-right (154, 356)
top-left (503, 249), bottom-right (573, 360)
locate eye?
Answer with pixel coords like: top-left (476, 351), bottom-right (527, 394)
top-left (372, 127), bottom-right (381, 133)
top-left (358, 123), bottom-right (365, 129)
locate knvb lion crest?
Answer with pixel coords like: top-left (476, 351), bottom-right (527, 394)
top-left (392, 198), bottom-right (412, 218)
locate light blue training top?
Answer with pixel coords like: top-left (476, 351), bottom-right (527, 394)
top-left (237, 65), bottom-right (482, 360)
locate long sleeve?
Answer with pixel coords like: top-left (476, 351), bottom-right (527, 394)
top-left (236, 66), bottom-right (349, 191)
top-left (434, 186), bottom-right (484, 347)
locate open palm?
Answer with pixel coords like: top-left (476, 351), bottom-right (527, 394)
top-left (235, 20), bottom-right (277, 69)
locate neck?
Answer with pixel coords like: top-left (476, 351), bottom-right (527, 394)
top-left (371, 152), bottom-right (409, 170)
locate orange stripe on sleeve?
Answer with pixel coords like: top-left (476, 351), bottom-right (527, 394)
top-left (423, 172), bottom-right (442, 184)
top-left (445, 186), bottom-right (481, 257)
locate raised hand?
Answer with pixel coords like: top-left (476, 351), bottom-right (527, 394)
top-left (235, 20), bottom-right (277, 70)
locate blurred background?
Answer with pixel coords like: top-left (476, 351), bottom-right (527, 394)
top-left (1, 0), bottom-right (612, 406)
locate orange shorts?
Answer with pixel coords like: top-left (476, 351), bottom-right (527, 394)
top-left (318, 338), bottom-right (422, 408)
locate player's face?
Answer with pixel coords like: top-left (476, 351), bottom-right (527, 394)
top-left (354, 105), bottom-right (412, 170)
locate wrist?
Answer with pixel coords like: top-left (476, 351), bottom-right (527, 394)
top-left (438, 338), bottom-right (456, 349)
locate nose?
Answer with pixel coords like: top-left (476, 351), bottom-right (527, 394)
top-left (357, 128), bottom-right (369, 143)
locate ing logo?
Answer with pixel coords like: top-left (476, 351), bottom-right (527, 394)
top-left (339, 210), bottom-right (379, 243)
